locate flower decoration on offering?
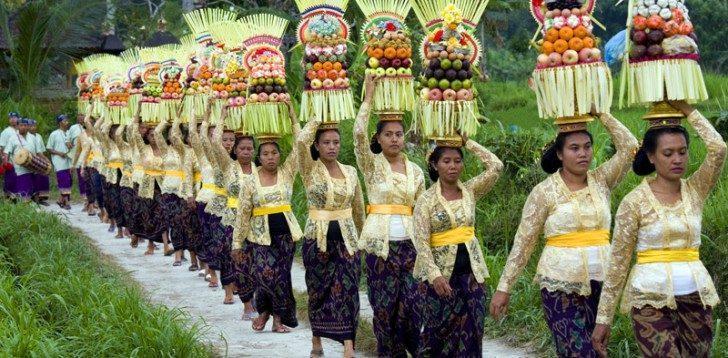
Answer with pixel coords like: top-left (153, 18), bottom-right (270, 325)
top-left (411, 0), bottom-right (488, 143)
top-left (239, 13), bottom-right (291, 139)
top-left (295, 0), bottom-right (355, 124)
top-left (183, 8), bottom-right (238, 123)
top-left (209, 21), bottom-right (250, 131)
top-left (98, 55), bottom-right (132, 125)
top-left (120, 47), bottom-right (144, 116)
top-left (359, 0), bottom-right (415, 114)
top-left (530, 0), bottom-right (611, 124)
top-left (620, 0), bottom-right (706, 119)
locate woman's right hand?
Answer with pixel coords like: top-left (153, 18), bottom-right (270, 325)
top-left (431, 276), bottom-right (453, 297)
top-left (363, 74), bottom-right (377, 102)
top-left (669, 100), bottom-right (695, 117)
top-left (591, 323), bottom-right (611, 357)
top-left (489, 290), bottom-right (510, 320)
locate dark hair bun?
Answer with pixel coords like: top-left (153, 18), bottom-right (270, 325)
top-left (632, 126), bottom-right (689, 177)
top-left (540, 142), bottom-right (561, 174)
top-left (632, 146), bottom-right (655, 176)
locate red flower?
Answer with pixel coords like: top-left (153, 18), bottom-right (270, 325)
top-left (531, 0), bottom-right (543, 7)
top-left (460, 36), bottom-right (467, 45)
top-left (385, 22), bottom-right (397, 32)
top-left (433, 30), bottom-right (443, 42)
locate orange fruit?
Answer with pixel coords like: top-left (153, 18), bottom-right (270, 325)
top-left (396, 48), bottom-right (408, 59)
top-left (313, 62), bottom-right (323, 71)
top-left (306, 70), bottom-right (317, 80)
top-left (541, 41), bottom-right (554, 54)
top-left (384, 47), bottom-right (397, 59)
top-left (582, 37), bottom-right (595, 49)
top-left (372, 48), bottom-right (384, 59)
top-left (367, 47), bottom-right (376, 57)
top-left (559, 27), bottom-right (574, 41)
top-left (568, 37), bottom-right (584, 51)
top-left (574, 25), bottom-right (589, 39)
top-left (322, 62), bottom-right (333, 71)
top-left (553, 39), bottom-right (569, 54)
top-left (316, 69), bottom-right (327, 80)
top-left (545, 28), bottom-right (560, 43)
top-left (333, 62), bottom-right (342, 71)
top-left (327, 69), bottom-right (338, 80)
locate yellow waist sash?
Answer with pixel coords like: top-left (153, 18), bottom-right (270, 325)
top-left (367, 204), bottom-right (413, 216)
top-left (546, 229), bottom-right (610, 248)
top-left (85, 152), bottom-right (95, 164)
top-left (226, 197), bottom-right (238, 208)
top-left (107, 161), bottom-right (123, 169)
top-left (165, 170), bottom-right (186, 179)
top-left (637, 248), bottom-right (699, 264)
top-left (193, 172), bottom-right (202, 183)
top-left (201, 183), bottom-right (227, 196)
top-left (144, 169), bottom-right (164, 177)
top-left (430, 226), bottom-right (475, 247)
top-left (253, 205), bottom-right (292, 217)
top-left (308, 208), bottom-right (352, 221)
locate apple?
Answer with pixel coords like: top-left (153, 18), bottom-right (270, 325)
top-left (385, 68), bottom-right (397, 77)
top-left (379, 58), bottom-right (390, 68)
top-left (428, 88), bottom-right (443, 101)
top-left (548, 52), bottom-right (562, 66)
top-left (578, 48), bottom-right (591, 63)
top-left (462, 79), bottom-right (472, 89)
top-left (420, 88), bottom-right (430, 100)
top-left (562, 50), bottom-right (579, 65)
top-left (365, 68), bottom-right (375, 76)
top-left (391, 59), bottom-right (402, 68)
top-left (235, 97), bottom-right (245, 106)
top-left (368, 57), bottom-right (379, 69)
top-left (442, 89), bottom-right (457, 101)
top-left (269, 93), bottom-right (279, 102)
top-left (334, 78), bottom-right (345, 87)
top-left (438, 79), bottom-right (450, 90)
top-left (310, 79), bottom-right (322, 89)
top-left (258, 93), bottom-right (269, 102)
top-left (537, 54), bottom-right (550, 66)
top-left (630, 44), bottom-right (647, 59)
top-left (631, 30), bottom-right (647, 45)
top-left (457, 89), bottom-right (473, 101)
top-left (375, 68), bottom-right (386, 78)
top-left (322, 79), bottom-right (334, 89)
top-left (402, 58), bottom-right (412, 68)
top-left (589, 48), bottom-right (602, 61)
top-left (249, 94), bottom-right (259, 103)
top-left (396, 68), bottom-right (408, 76)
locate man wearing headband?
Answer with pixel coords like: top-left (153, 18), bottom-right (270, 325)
top-left (0, 112), bottom-right (21, 198)
top-left (47, 114), bottom-right (73, 209)
top-left (28, 119), bottom-right (50, 205)
top-left (3, 118), bottom-right (37, 201)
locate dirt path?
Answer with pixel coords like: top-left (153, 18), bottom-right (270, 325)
top-left (45, 205), bottom-right (531, 357)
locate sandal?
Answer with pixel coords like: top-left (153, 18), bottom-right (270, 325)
top-left (172, 261), bottom-right (182, 267)
top-left (309, 349), bottom-right (324, 358)
top-left (251, 313), bottom-right (269, 330)
top-left (223, 297), bottom-right (235, 305)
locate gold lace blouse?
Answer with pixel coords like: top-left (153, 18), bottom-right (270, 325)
top-left (114, 125), bottom-right (134, 188)
top-left (131, 122), bottom-right (163, 199)
top-left (297, 119), bottom-right (365, 255)
top-left (189, 119), bottom-right (218, 205)
top-left (169, 122), bottom-right (198, 199)
top-left (353, 101), bottom-right (425, 258)
top-left (496, 113), bottom-right (638, 296)
top-left (153, 121), bottom-right (184, 196)
top-left (412, 140), bottom-right (503, 284)
top-left (233, 138), bottom-right (303, 249)
top-left (595, 110), bottom-right (726, 325)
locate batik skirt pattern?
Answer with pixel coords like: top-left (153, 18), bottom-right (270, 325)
top-left (302, 221), bottom-right (360, 344)
top-left (132, 184), bottom-right (166, 243)
top-left (540, 280), bottom-right (602, 358)
top-left (103, 174), bottom-right (124, 227)
top-left (419, 272), bottom-right (486, 357)
top-left (91, 170), bottom-right (104, 208)
top-left (82, 168), bottom-right (99, 205)
top-left (631, 292), bottom-right (713, 358)
top-left (232, 238), bottom-right (256, 303)
top-left (251, 213), bottom-right (297, 328)
top-left (56, 169), bottom-right (72, 195)
top-left (161, 193), bottom-right (188, 251)
top-left (365, 240), bottom-right (425, 357)
top-left (120, 186), bottom-right (137, 233)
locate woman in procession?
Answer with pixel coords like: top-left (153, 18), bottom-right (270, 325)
top-left (353, 76), bottom-right (426, 357)
top-left (233, 101), bottom-right (301, 333)
top-left (74, 114), bottom-right (99, 216)
top-left (489, 107), bottom-right (639, 357)
top-left (297, 113), bottom-right (366, 358)
top-left (98, 117), bottom-right (126, 238)
top-left (592, 102), bottom-right (726, 357)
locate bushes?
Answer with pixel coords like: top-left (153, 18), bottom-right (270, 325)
top-left (0, 201), bottom-right (212, 357)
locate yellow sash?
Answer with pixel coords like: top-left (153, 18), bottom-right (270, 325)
top-left (193, 172), bottom-right (202, 183)
top-left (308, 208), bottom-right (352, 221)
top-left (122, 171), bottom-right (133, 177)
top-left (546, 229), bottom-right (610, 248)
top-left (637, 248), bottom-right (699, 264)
top-left (165, 170), bottom-right (186, 179)
top-left (366, 204), bottom-right (413, 216)
top-left (202, 183), bottom-right (227, 196)
top-left (144, 169), bottom-right (164, 177)
top-left (85, 152), bottom-right (95, 164)
top-left (430, 226), bottom-right (475, 247)
top-left (226, 197), bottom-right (238, 208)
top-left (253, 205), bottom-right (292, 217)
top-left (106, 161), bottom-right (123, 169)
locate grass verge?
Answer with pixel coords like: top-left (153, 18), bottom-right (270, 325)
top-left (0, 200), bottom-right (213, 357)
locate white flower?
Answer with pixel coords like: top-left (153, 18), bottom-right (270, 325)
top-left (659, 8), bottom-right (672, 19)
top-left (581, 15), bottom-right (592, 27)
top-left (648, 4), bottom-right (661, 15)
top-left (668, 0), bottom-right (678, 9)
top-left (567, 15), bottom-right (580, 28)
top-left (553, 16), bottom-right (566, 29)
top-left (644, 0), bottom-right (655, 5)
top-left (656, 0), bottom-right (668, 8)
top-left (637, 5), bottom-right (649, 17)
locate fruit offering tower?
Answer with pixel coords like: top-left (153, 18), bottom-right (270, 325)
top-left (183, 8), bottom-right (238, 123)
top-left (84, 55), bottom-right (108, 119)
top-left (412, 0), bottom-right (488, 143)
top-left (138, 46), bottom-right (171, 124)
top-left (295, 0), bottom-right (356, 124)
top-left (360, 0), bottom-right (415, 114)
top-left (98, 55), bottom-right (132, 125)
top-left (209, 20), bottom-right (250, 130)
top-left (74, 60), bottom-right (91, 116)
top-left (531, 0), bottom-right (611, 124)
top-left (239, 14), bottom-right (292, 139)
top-left (157, 46), bottom-right (185, 123)
top-left (622, 0), bottom-right (706, 119)
top-left (120, 47), bottom-right (143, 117)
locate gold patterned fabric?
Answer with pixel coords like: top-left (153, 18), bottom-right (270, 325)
top-left (114, 125), bottom-right (134, 188)
top-left (76, 131), bottom-right (92, 169)
top-left (412, 140), bottom-right (503, 284)
top-left (596, 110), bottom-right (726, 325)
top-left (233, 132), bottom-right (303, 249)
top-left (297, 119), bottom-right (365, 255)
top-left (154, 121), bottom-right (183, 196)
top-left (496, 113), bottom-right (639, 296)
top-left (169, 122), bottom-right (198, 199)
top-left (189, 119), bottom-right (218, 206)
top-left (130, 122), bottom-right (163, 199)
top-left (353, 101), bottom-right (425, 258)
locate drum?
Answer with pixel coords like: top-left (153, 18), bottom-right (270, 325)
top-left (14, 148), bottom-right (52, 175)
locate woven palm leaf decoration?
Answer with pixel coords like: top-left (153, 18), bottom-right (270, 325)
top-left (209, 20), bottom-right (250, 131)
top-left (82, 54), bottom-right (109, 119)
top-left (97, 55), bottom-right (132, 125)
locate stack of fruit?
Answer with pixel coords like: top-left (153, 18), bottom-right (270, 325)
top-left (75, 70), bottom-right (91, 115)
top-left (360, 0), bottom-right (415, 113)
top-left (529, 0), bottom-right (611, 120)
top-left (296, 0), bottom-right (355, 123)
top-left (412, 0), bottom-right (488, 139)
top-left (158, 55), bottom-right (185, 122)
top-left (621, 0), bottom-right (707, 109)
top-left (120, 47), bottom-right (143, 117)
top-left (536, 7), bottom-right (602, 67)
top-left (209, 20), bottom-right (249, 129)
top-left (248, 51), bottom-right (289, 104)
top-left (629, 0), bottom-right (697, 60)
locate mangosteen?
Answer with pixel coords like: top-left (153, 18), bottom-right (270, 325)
top-left (433, 68), bottom-right (445, 80)
top-left (256, 85), bottom-right (265, 93)
top-left (274, 85), bottom-right (283, 93)
top-left (630, 45), bottom-right (647, 59)
top-left (424, 68), bottom-right (435, 78)
top-left (647, 30), bottom-right (664, 45)
top-left (306, 54), bottom-right (317, 63)
top-left (631, 30), bottom-right (647, 45)
top-left (445, 69), bottom-right (458, 81)
top-left (392, 59), bottom-right (402, 68)
top-left (647, 44), bottom-right (663, 57)
top-left (458, 70), bottom-right (470, 80)
top-left (461, 60), bottom-right (470, 71)
top-left (430, 58), bottom-right (441, 70)
top-left (380, 58), bottom-right (390, 68)
top-left (265, 85), bottom-right (274, 93)
top-left (402, 58), bottom-right (412, 68)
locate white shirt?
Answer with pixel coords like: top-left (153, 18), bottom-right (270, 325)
top-left (47, 129), bottom-right (72, 171)
top-left (32, 133), bottom-right (45, 153)
top-left (4, 132), bottom-right (36, 176)
top-left (0, 126), bottom-right (17, 148)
